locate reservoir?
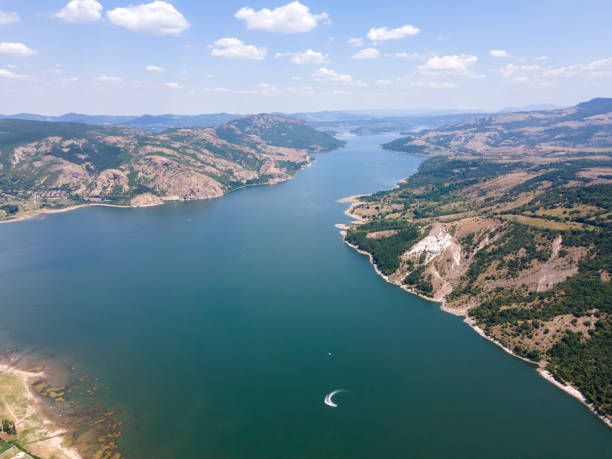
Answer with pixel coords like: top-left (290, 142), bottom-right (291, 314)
top-left (0, 133), bottom-right (609, 457)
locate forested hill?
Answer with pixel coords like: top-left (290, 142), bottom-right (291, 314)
top-left (346, 97), bottom-right (612, 425)
top-left (383, 98), bottom-right (612, 157)
top-left (216, 114), bottom-right (345, 151)
top-left (0, 114), bottom-right (344, 221)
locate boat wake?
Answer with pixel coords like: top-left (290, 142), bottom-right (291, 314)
top-left (324, 389), bottom-right (346, 408)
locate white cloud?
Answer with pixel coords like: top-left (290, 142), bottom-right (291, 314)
top-left (489, 49), bottom-right (509, 58)
top-left (367, 24), bottom-right (420, 41)
top-left (95, 75), bottom-right (123, 83)
top-left (543, 57), bottom-right (612, 78)
top-left (210, 38), bottom-right (267, 60)
top-left (107, 1), bottom-right (190, 35)
top-left (376, 77), bottom-right (457, 89)
top-left (535, 56), bottom-right (548, 62)
top-left (55, 0), bottom-right (102, 23)
top-left (275, 49), bottom-right (328, 64)
top-left (60, 77), bottom-right (79, 83)
top-left (0, 68), bottom-right (26, 79)
top-left (408, 80), bottom-right (457, 89)
top-left (499, 57), bottom-right (612, 85)
top-left (166, 82), bottom-right (183, 89)
top-left (348, 37), bottom-right (363, 47)
top-left (197, 84), bottom-right (314, 96)
top-left (146, 65), bottom-right (165, 73)
top-left (43, 67), bottom-right (63, 75)
top-left (312, 67), bottom-right (365, 86)
top-left (386, 51), bottom-right (427, 60)
top-left (0, 42), bottom-right (37, 58)
top-left (0, 10), bottom-right (19, 25)
top-left (351, 48), bottom-right (380, 60)
top-left (419, 54), bottom-right (482, 78)
top-left (235, 1), bottom-right (329, 33)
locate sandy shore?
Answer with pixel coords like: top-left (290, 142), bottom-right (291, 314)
top-left (0, 364), bottom-right (82, 459)
top-left (337, 194), bottom-right (612, 430)
top-left (0, 203), bottom-right (131, 225)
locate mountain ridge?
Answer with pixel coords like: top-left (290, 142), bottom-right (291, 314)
top-left (0, 114), bottom-right (344, 221)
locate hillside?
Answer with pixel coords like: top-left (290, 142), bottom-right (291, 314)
top-left (345, 99), bottom-right (612, 425)
top-left (0, 114), bottom-right (344, 221)
top-left (384, 98), bottom-right (612, 157)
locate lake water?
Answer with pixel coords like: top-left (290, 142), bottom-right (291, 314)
top-left (0, 133), bottom-right (610, 457)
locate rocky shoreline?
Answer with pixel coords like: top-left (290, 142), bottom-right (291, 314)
top-left (339, 194), bottom-right (612, 430)
top-left (0, 363), bottom-right (82, 459)
top-left (0, 160), bottom-right (314, 225)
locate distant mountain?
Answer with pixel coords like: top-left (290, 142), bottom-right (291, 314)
top-left (219, 114), bottom-right (345, 151)
top-left (0, 110), bottom-right (491, 135)
top-left (0, 113), bottom-right (242, 132)
top-left (499, 103), bottom-right (564, 113)
top-left (384, 98), bottom-right (612, 156)
top-left (0, 114), bottom-right (344, 220)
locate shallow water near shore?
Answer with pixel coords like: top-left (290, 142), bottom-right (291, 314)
top-left (0, 133), bottom-right (610, 457)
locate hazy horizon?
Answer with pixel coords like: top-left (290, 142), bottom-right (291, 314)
top-left (1, 1), bottom-right (611, 115)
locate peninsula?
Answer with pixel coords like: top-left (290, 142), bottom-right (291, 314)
top-left (343, 98), bottom-right (612, 426)
top-left (0, 114), bottom-right (344, 222)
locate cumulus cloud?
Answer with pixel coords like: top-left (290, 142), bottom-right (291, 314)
top-left (166, 82), bottom-right (183, 89)
top-left (0, 42), bottom-right (37, 58)
top-left (312, 67), bottom-right (364, 86)
top-left (60, 77), bottom-right (79, 83)
top-left (0, 10), bottom-right (19, 25)
top-left (367, 24), bottom-right (420, 41)
top-left (351, 48), bottom-right (380, 60)
top-left (376, 77), bottom-right (457, 89)
top-left (535, 56), bottom-right (548, 62)
top-left (489, 49), bottom-right (509, 58)
top-left (210, 38), bottom-right (267, 60)
top-left (275, 49), bottom-right (328, 64)
top-left (146, 65), bottom-right (165, 73)
top-left (55, 0), bottom-right (102, 23)
top-left (95, 75), bottom-right (123, 83)
top-left (419, 54), bottom-right (482, 78)
top-left (0, 68), bottom-right (26, 79)
top-left (500, 57), bottom-right (612, 85)
top-left (235, 1), bottom-right (329, 33)
top-left (408, 80), bottom-right (457, 89)
top-left (385, 51), bottom-right (427, 60)
top-left (107, 1), bottom-right (190, 35)
top-left (348, 37), bottom-right (363, 47)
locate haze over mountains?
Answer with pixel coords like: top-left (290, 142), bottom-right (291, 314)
top-left (384, 98), bottom-right (612, 156)
top-left (0, 104), bottom-right (565, 135)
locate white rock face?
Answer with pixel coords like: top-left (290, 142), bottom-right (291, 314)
top-left (408, 225), bottom-right (454, 265)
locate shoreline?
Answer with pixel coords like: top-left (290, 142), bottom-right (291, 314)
top-left (0, 157), bottom-right (318, 225)
top-left (338, 194), bottom-right (612, 430)
top-left (0, 363), bottom-right (82, 459)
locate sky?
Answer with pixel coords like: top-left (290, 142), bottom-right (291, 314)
top-left (1, 0), bottom-right (611, 115)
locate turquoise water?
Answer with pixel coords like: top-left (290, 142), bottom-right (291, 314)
top-left (0, 133), bottom-right (609, 457)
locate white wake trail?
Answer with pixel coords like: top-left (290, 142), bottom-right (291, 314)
top-left (324, 389), bottom-right (346, 408)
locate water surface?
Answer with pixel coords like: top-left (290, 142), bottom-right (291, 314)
top-left (0, 133), bottom-right (609, 457)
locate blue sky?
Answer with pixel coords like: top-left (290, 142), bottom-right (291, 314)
top-left (1, 0), bottom-right (611, 114)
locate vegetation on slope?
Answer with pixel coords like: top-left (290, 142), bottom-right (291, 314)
top-left (0, 115), bottom-right (344, 221)
top-left (383, 98), bottom-right (612, 156)
top-left (346, 100), bottom-right (612, 420)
